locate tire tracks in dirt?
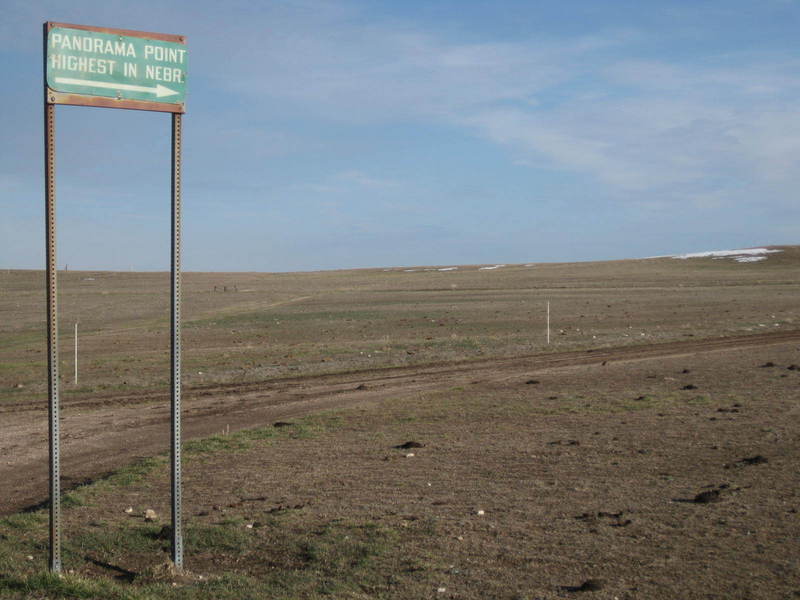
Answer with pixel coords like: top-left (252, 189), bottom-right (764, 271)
top-left (2, 329), bottom-right (798, 414)
top-left (1, 329), bottom-right (798, 516)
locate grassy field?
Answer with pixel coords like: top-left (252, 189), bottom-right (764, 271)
top-left (2, 247), bottom-right (799, 404)
top-left (1, 248), bottom-right (799, 598)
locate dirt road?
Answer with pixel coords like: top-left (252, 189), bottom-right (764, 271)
top-left (2, 329), bottom-right (798, 516)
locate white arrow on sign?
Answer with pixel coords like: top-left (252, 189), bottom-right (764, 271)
top-left (54, 77), bottom-right (179, 98)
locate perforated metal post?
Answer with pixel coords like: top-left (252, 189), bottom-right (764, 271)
top-left (45, 98), bottom-right (61, 574)
top-left (170, 112), bottom-right (184, 570)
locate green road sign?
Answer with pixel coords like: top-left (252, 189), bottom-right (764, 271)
top-left (46, 24), bottom-right (187, 110)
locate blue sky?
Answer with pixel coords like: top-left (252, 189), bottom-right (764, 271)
top-left (2, 0), bottom-right (798, 271)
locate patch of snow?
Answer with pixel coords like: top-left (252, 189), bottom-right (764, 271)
top-left (672, 247), bottom-right (781, 260)
top-left (479, 264), bottom-right (506, 271)
top-left (734, 256), bottom-right (767, 263)
top-left (438, 267), bottom-right (458, 271)
top-left (403, 269), bottom-right (418, 272)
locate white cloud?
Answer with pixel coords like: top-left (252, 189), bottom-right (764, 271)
top-left (201, 5), bottom-right (621, 122)
top-left (191, 5), bottom-right (800, 212)
top-left (462, 59), bottom-right (800, 205)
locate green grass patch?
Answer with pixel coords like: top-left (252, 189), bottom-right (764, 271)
top-left (183, 435), bottom-right (253, 456)
top-left (66, 522), bottom-right (166, 567)
top-left (0, 517), bottom-right (407, 600)
top-left (0, 410), bottom-right (389, 599)
top-left (0, 572), bottom-right (148, 600)
top-left (61, 492), bottom-right (86, 509)
top-left (107, 457), bottom-right (164, 488)
top-left (1, 512), bottom-right (47, 531)
top-left (180, 417), bottom-right (334, 457)
top-left (186, 522), bottom-right (251, 554)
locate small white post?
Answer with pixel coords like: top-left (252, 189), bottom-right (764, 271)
top-left (546, 301), bottom-right (550, 345)
top-left (74, 322), bottom-right (78, 385)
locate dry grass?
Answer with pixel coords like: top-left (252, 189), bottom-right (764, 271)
top-left (2, 247), bottom-right (799, 403)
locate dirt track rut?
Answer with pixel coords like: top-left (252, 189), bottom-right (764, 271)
top-left (2, 329), bottom-right (798, 516)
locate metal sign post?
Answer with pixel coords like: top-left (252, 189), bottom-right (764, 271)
top-left (43, 21), bottom-right (187, 573)
top-left (44, 95), bottom-right (61, 575)
top-left (170, 112), bottom-right (184, 569)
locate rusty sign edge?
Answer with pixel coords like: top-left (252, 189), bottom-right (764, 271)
top-left (46, 90), bottom-right (186, 113)
top-left (45, 21), bottom-right (186, 44)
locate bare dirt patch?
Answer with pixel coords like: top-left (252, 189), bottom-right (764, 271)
top-left (1, 339), bottom-right (799, 598)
